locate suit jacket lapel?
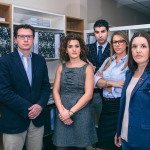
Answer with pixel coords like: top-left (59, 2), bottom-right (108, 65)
top-left (31, 52), bottom-right (37, 86)
top-left (130, 70), bottom-right (148, 98)
top-left (11, 50), bottom-right (30, 87)
top-left (93, 42), bottom-right (98, 58)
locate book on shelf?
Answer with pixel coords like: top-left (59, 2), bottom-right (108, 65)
top-left (86, 33), bottom-right (96, 44)
top-left (0, 18), bottom-right (5, 22)
top-left (44, 106), bottom-right (56, 136)
top-left (50, 107), bottom-right (55, 131)
top-left (38, 31), bottom-right (55, 58)
top-left (44, 107), bottom-right (51, 136)
top-left (0, 26), bottom-right (11, 57)
top-left (33, 32), bottom-right (38, 54)
top-left (21, 18), bottom-right (50, 27)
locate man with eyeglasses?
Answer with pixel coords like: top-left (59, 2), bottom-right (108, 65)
top-left (86, 19), bottom-right (110, 119)
top-left (0, 24), bottom-right (50, 150)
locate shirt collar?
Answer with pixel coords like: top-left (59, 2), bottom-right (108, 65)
top-left (112, 54), bottom-right (128, 63)
top-left (18, 49), bottom-right (32, 58)
top-left (97, 41), bottom-right (108, 49)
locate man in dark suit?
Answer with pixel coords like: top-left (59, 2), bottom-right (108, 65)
top-left (87, 19), bottom-right (110, 118)
top-left (0, 24), bottom-right (50, 150)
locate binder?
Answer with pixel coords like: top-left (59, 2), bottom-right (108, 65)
top-left (38, 31), bottom-right (55, 58)
top-left (44, 107), bottom-right (51, 136)
top-left (54, 33), bottom-right (65, 58)
top-left (50, 107), bottom-right (55, 131)
top-left (0, 26), bottom-right (11, 56)
top-left (33, 32), bottom-right (38, 54)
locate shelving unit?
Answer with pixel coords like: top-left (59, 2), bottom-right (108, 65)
top-left (84, 23), bottom-right (150, 44)
top-left (0, 21), bottom-right (10, 25)
top-left (13, 22), bottom-right (64, 31)
top-left (0, 2), bottom-right (12, 28)
top-left (12, 5), bottom-right (66, 81)
top-left (66, 16), bottom-right (84, 39)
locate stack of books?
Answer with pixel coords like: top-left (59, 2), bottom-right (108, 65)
top-left (21, 18), bottom-right (43, 26)
top-left (21, 18), bottom-right (50, 27)
top-left (0, 17), bottom-right (5, 22)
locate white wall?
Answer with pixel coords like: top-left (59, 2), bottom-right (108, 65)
top-left (1, 0), bottom-right (150, 28)
top-left (0, 0), bottom-right (80, 18)
top-left (80, 0), bottom-right (87, 30)
top-left (87, 0), bottom-right (150, 28)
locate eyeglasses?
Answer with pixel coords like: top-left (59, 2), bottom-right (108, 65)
top-left (17, 35), bottom-right (34, 40)
top-left (112, 40), bottom-right (125, 45)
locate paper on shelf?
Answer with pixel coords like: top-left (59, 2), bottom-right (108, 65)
top-left (0, 18), bottom-right (5, 22)
top-left (33, 32), bottom-right (38, 54)
top-left (89, 35), bottom-right (96, 44)
top-left (55, 34), bottom-right (60, 58)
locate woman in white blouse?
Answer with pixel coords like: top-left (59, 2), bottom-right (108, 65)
top-left (95, 31), bottom-right (129, 150)
top-left (115, 31), bottom-right (150, 150)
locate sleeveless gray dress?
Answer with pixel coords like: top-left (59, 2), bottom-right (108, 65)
top-left (52, 63), bottom-right (98, 147)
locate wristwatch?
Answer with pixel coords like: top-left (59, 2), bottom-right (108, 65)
top-left (69, 109), bottom-right (74, 116)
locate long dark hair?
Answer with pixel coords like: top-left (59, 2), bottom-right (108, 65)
top-left (128, 31), bottom-right (150, 72)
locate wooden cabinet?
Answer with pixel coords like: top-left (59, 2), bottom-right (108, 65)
top-left (66, 16), bottom-right (84, 39)
top-left (0, 2), bottom-right (11, 28)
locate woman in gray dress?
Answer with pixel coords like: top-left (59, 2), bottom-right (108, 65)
top-left (52, 33), bottom-right (98, 150)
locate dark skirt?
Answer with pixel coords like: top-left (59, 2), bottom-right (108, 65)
top-left (96, 99), bottom-right (122, 150)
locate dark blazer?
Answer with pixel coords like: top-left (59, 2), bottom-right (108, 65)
top-left (87, 42), bottom-right (110, 74)
top-left (0, 50), bottom-right (50, 134)
top-left (117, 68), bottom-right (150, 149)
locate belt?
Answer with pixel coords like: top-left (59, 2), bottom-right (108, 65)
top-left (93, 89), bottom-right (100, 93)
top-left (102, 97), bottom-right (120, 101)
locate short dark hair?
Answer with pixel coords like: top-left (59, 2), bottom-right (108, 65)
top-left (59, 33), bottom-right (89, 62)
top-left (128, 31), bottom-right (150, 72)
top-left (14, 24), bottom-right (35, 38)
top-left (94, 19), bottom-right (109, 31)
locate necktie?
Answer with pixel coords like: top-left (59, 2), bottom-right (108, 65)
top-left (98, 46), bottom-right (103, 63)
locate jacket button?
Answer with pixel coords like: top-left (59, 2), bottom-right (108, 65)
top-left (129, 112), bottom-right (132, 115)
top-left (129, 125), bottom-right (132, 129)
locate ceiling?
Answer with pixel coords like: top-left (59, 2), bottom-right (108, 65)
top-left (112, 0), bottom-right (150, 16)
